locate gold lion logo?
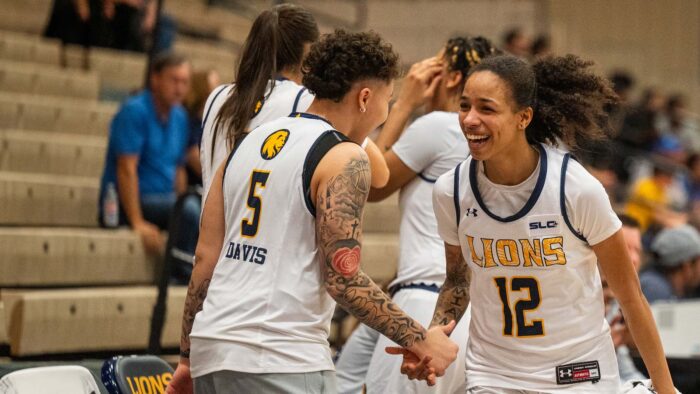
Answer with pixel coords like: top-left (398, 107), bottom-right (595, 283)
top-left (261, 129), bottom-right (290, 160)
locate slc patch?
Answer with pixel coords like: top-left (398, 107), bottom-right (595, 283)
top-left (261, 129), bottom-right (290, 160)
top-left (556, 360), bottom-right (600, 385)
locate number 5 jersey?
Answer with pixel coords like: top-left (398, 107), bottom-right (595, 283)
top-left (190, 113), bottom-right (348, 378)
top-left (433, 143), bottom-right (622, 392)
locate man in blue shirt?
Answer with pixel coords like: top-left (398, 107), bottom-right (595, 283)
top-left (640, 224), bottom-right (700, 303)
top-left (99, 51), bottom-right (199, 283)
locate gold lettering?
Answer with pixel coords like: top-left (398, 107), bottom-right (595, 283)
top-left (496, 239), bottom-right (520, 266)
top-left (161, 372), bottom-right (173, 386)
top-left (543, 237), bottom-right (567, 266)
top-left (138, 376), bottom-right (152, 394)
top-left (482, 238), bottom-right (497, 267)
top-left (148, 375), bottom-right (165, 393)
top-left (127, 377), bottom-right (140, 394)
top-left (520, 239), bottom-right (544, 267)
top-left (466, 235), bottom-right (484, 267)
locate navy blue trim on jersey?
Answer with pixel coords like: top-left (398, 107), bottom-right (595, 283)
top-left (291, 88), bottom-right (307, 114)
top-left (289, 112), bottom-right (333, 128)
top-left (453, 163), bottom-right (462, 227)
top-left (302, 130), bottom-right (350, 216)
top-left (201, 84), bottom-right (229, 128)
top-left (469, 143), bottom-right (548, 222)
top-left (417, 172), bottom-right (437, 183)
top-left (388, 282), bottom-right (441, 298)
top-left (560, 153), bottom-right (588, 242)
top-left (275, 76), bottom-right (289, 81)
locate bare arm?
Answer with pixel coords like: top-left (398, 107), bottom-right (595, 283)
top-left (368, 150), bottom-right (417, 202)
top-left (430, 243), bottom-right (470, 327)
top-left (314, 144), bottom-right (426, 348)
top-left (363, 139), bottom-right (390, 188)
top-left (175, 166), bottom-right (188, 195)
top-left (116, 155), bottom-right (144, 226)
top-left (594, 230), bottom-right (674, 394)
top-left (178, 162), bottom-right (226, 362)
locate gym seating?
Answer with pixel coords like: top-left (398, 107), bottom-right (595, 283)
top-left (0, 60), bottom-right (99, 100)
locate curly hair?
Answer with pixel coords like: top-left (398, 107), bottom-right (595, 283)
top-left (302, 29), bottom-right (399, 102)
top-left (469, 54), bottom-right (618, 151)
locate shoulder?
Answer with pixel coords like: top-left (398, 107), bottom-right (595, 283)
top-left (204, 84), bottom-right (232, 117)
top-left (119, 92), bottom-right (150, 117)
top-left (434, 165), bottom-right (459, 197)
top-left (560, 150), bottom-right (607, 199)
top-left (409, 111), bottom-right (458, 133)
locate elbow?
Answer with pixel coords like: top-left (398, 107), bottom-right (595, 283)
top-left (371, 167), bottom-right (390, 189)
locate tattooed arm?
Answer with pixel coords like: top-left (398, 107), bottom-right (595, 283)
top-left (430, 243), bottom-right (470, 327)
top-left (167, 163), bottom-right (226, 394)
top-left (312, 142), bottom-right (458, 374)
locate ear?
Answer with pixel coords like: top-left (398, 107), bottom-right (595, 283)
top-left (357, 87), bottom-right (372, 112)
top-left (518, 107), bottom-right (534, 130)
top-left (444, 70), bottom-right (463, 90)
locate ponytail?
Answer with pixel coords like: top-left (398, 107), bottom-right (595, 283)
top-left (469, 54), bottom-right (618, 152)
top-left (211, 4), bottom-right (319, 158)
top-left (212, 9), bottom-right (279, 157)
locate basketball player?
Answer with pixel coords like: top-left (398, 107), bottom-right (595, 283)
top-left (200, 4), bottom-right (388, 206)
top-left (167, 30), bottom-right (458, 394)
top-left (392, 54), bottom-right (675, 393)
top-left (336, 36), bottom-right (500, 394)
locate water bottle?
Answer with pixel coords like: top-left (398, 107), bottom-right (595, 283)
top-left (103, 182), bottom-right (119, 228)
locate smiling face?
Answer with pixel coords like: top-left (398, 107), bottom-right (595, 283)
top-left (459, 70), bottom-right (532, 162)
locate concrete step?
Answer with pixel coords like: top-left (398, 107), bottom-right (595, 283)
top-left (0, 171), bottom-right (98, 226)
top-left (0, 227), bottom-right (153, 287)
top-left (0, 286), bottom-right (186, 356)
top-left (0, 59), bottom-right (99, 100)
top-left (0, 130), bottom-right (106, 177)
top-left (0, 92), bottom-right (116, 135)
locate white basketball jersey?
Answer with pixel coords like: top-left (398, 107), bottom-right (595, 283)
top-left (442, 144), bottom-right (620, 392)
top-left (199, 79), bottom-right (314, 204)
top-left (390, 111), bottom-right (468, 288)
top-left (190, 113), bottom-right (344, 377)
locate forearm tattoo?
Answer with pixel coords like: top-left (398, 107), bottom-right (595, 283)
top-left (431, 245), bottom-right (470, 327)
top-left (317, 154), bottom-right (426, 348)
top-left (179, 278), bottom-right (210, 358)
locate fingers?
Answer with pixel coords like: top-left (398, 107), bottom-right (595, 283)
top-left (441, 320), bottom-right (457, 336)
top-left (385, 346), bottom-right (409, 355)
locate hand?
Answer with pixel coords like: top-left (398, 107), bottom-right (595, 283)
top-left (75, 1), bottom-right (90, 22)
top-left (166, 360), bottom-right (192, 394)
top-left (386, 320), bottom-right (458, 382)
top-left (133, 220), bottom-right (165, 255)
top-left (394, 57), bottom-right (443, 112)
top-left (386, 348), bottom-right (437, 386)
top-left (610, 314), bottom-right (633, 349)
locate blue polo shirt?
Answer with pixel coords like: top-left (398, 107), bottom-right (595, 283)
top-left (99, 90), bottom-right (190, 203)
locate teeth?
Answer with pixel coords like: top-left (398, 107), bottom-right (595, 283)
top-left (466, 134), bottom-right (489, 141)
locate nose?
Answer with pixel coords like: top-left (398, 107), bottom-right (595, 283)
top-left (462, 107), bottom-right (480, 130)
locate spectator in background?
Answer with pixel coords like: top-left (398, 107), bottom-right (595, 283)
top-left (686, 154), bottom-right (700, 228)
top-left (501, 27), bottom-right (530, 58)
top-left (625, 164), bottom-right (675, 232)
top-left (617, 88), bottom-right (665, 153)
top-left (639, 225), bottom-right (700, 303)
top-left (183, 69), bottom-right (220, 187)
top-left (530, 34), bottom-right (551, 59)
top-left (602, 214), bottom-right (645, 382)
top-left (99, 52), bottom-right (199, 283)
top-left (658, 94), bottom-right (700, 155)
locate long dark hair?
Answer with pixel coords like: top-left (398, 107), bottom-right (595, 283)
top-left (469, 54), bottom-right (618, 151)
top-left (212, 4), bottom-right (318, 155)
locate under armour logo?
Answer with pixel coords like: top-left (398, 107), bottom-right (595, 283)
top-left (465, 208), bottom-right (478, 217)
top-left (559, 368), bottom-right (572, 379)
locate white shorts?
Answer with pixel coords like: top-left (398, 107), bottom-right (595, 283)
top-left (365, 287), bottom-right (470, 394)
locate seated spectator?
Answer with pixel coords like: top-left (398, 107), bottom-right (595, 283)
top-left (602, 214), bottom-right (645, 382)
top-left (686, 154), bottom-right (700, 228)
top-left (98, 52), bottom-right (199, 283)
top-left (530, 34), bottom-right (551, 59)
top-left (183, 69), bottom-right (220, 187)
top-left (639, 225), bottom-right (700, 303)
top-left (501, 27), bottom-right (531, 58)
top-left (658, 94), bottom-right (700, 155)
top-left (625, 164), bottom-right (675, 232)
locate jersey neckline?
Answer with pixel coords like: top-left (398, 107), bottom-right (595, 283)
top-left (290, 112), bottom-right (334, 128)
top-left (468, 143), bottom-right (548, 222)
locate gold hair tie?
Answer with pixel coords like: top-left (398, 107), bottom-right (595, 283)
top-left (471, 49), bottom-right (481, 63)
top-left (452, 46), bottom-right (459, 54)
top-left (452, 54), bottom-right (458, 65)
top-left (465, 50), bottom-right (474, 66)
